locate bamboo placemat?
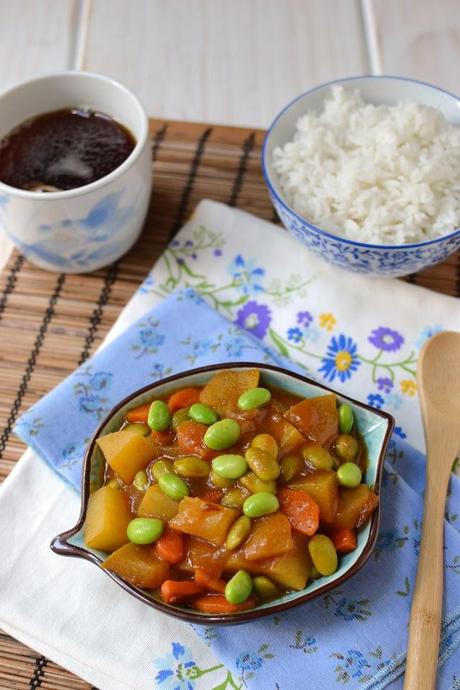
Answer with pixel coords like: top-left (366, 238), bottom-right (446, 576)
top-left (0, 119), bottom-right (458, 690)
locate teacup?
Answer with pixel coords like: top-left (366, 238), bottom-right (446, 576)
top-left (0, 71), bottom-right (151, 273)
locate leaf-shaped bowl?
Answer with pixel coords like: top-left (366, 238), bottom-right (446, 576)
top-left (51, 362), bottom-right (394, 624)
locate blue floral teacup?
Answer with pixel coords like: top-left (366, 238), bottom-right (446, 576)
top-left (0, 72), bottom-right (151, 273)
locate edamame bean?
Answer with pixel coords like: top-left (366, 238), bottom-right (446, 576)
top-left (148, 400), bottom-right (171, 432)
top-left (302, 445), bottom-right (334, 471)
top-left (204, 419), bottom-right (240, 450)
top-left (133, 470), bottom-right (149, 491)
top-left (245, 447), bottom-right (280, 481)
top-left (127, 517), bottom-right (164, 544)
top-left (210, 470), bottom-right (234, 489)
top-left (171, 407), bottom-right (190, 431)
top-left (106, 478), bottom-right (120, 489)
top-left (188, 402), bottom-right (219, 426)
top-left (158, 473), bottom-right (189, 501)
top-left (243, 492), bottom-right (279, 518)
top-left (253, 575), bottom-right (278, 600)
top-left (239, 472), bottom-right (276, 495)
top-left (225, 515), bottom-right (251, 550)
top-left (173, 456), bottom-right (210, 478)
top-left (220, 487), bottom-right (249, 509)
top-left (124, 423), bottom-right (151, 436)
top-left (150, 458), bottom-right (174, 481)
top-left (225, 569), bottom-right (253, 604)
top-left (338, 403), bottom-right (354, 434)
top-left (251, 433), bottom-right (278, 458)
top-left (279, 454), bottom-right (303, 482)
top-left (337, 462), bottom-right (362, 488)
top-left (212, 454), bottom-right (248, 479)
top-left (335, 434), bottom-right (359, 462)
top-left (237, 387), bottom-right (271, 411)
top-left (307, 534), bottom-right (338, 576)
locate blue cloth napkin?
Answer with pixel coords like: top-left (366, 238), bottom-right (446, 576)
top-left (15, 289), bottom-right (460, 689)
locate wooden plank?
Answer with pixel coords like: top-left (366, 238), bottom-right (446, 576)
top-left (82, 0), bottom-right (368, 128)
top-left (368, 0), bottom-right (460, 93)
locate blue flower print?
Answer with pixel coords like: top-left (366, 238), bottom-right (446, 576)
top-left (153, 642), bottom-right (197, 690)
top-left (59, 442), bottom-right (83, 471)
top-left (385, 392), bottom-right (403, 410)
top-left (131, 318), bottom-right (166, 358)
top-left (79, 394), bottom-right (107, 415)
top-left (139, 274), bottom-right (155, 294)
top-left (151, 363), bottom-right (173, 380)
top-left (394, 426), bottom-right (407, 439)
top-left (89, 372), bottom-right (112, 391)
top-left (318, 334), bottom-right (361, 383)
top-left (73, 368), bottom-right (112, 420)
top-left (324, 593), bottom-right (372, 621)
top-left (140, 328), bottom-right (165, 348)
top-left (226, 336), bottom-right (245, 358)
top-left (287, 327), bottom-right (303, 343)
top-left (228, 254), bottom-right (265, 295)
top-left (367, 393), bottom-right (384, 409)
top-left (374, 528), bottom-right (408, 560)
top-left (415, 324), bottom-right (443, 350)
top-left (235, 643), bottom-right (274, 682)
top-left (331, 646), bottom-right (395, 685)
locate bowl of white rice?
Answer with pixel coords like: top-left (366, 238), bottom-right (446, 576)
top-left (262, 76), bottom-right (460, 277)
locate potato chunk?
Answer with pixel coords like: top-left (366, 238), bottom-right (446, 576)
top-left (199, 368), bottom-right (260, 415)
top-left (170, 497), bottom-right (239, 546)
top-left (96, 428), bottom-right (157, 483)
top-left (243, 512), bottom-right (294, 561)
top-left (289, 470), bottom-right (339, 524)
top-left (84, 485), bottom-right (131, 552)
top-left (258, 534), bottom-right (311, 590)
top-left (182, 537), bottom-right (230, 577)
top-left (284, 395), bottom-right (338, 445)
top-left (102, 543), bottom-right (170, 588)
top-left (137, 484), bottom-right (180, 520)
top-left (332, 485), bottom-right (379, 530)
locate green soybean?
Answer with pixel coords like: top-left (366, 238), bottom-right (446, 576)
top-left (158, 473), bottom-right (189, 501)
top-left (210, 470), bottom-right (234, 489)
top-left (239, 472), bottom-right (277, 495)
top-left (243, 492), bottom-right (279, 518)
top-left (124, 423), bottom-right (151, 436)
top-left (253, 575), bottom-right (278, 600)
top-left (337, 462), bottom-right (362, 488)
top-left (106, 478), bottom-right (120, 489)
top-left (133, 470), bottom-right (149, 491)
top-left (338, 403), bottom-right (354, 434)
top-left (127, 517), bottom-right (164, 544)
top-left (148, 400), bottom-right (171, 432)
top-left (335, 434), bottom-right (359, 462)
top-left (237, 387), bottom-right (271, 411)
top-left (171, 407), bottom-right (190, 431)
top-left (302, 445), bottom-right (334, 471)
top-left (220, 487), bottom-right (248, 509)
top-left (225, 569), bottom-right (253, 604)
top-left (204, 418), bottom-right (240, 450)
top-left (189, 402), bottom-right (219, 426)
top-left (225, 515), bottom-right (251, 550)
top-left (150, 458), bottom-right (174, 481)
top-left (212, 454), bottom-right (248, 479)
top-left (173, 456), bottom-right (210, 478)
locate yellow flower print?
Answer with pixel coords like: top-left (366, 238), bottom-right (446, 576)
top-left (400, 379), bottom-right (417, 396)
top-left (319, 313), bottom-right (336, 331)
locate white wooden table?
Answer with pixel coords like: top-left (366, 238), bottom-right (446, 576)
top-left (0, 0), bottom-right (458, 269)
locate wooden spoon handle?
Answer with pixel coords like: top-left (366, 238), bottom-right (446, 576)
top-left (404, 470), bottom-right (448, 689)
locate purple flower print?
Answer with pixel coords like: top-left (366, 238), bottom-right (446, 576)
top-left (368, 327), bottom-right (404, 352)
top-left (296, 311), bottom-right (313, 327)
top-left (213, 248), bottom-right (222, 257)
top-left (376, 377), bottom-right (393, 393)
top-left (234, 301), bottom-right (271, 339)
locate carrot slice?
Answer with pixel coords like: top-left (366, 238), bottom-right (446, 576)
top-left (160, 579), bottom-right (204, 604)
top-left (191, 594), bottom-right (257, 614)
top-left (278, 487), bottom-right (320, 536)
top-left (194, 569), bottom-right (227, 593)
top-left (154, 529), bottom-right (185, 564)
top-left (331, 528), bottom-right (357, 553)
top-left (176, 420), bottom-right (215, 460)
top-left (126, 404), bottom-right (150, 423)
top-left (168, 388), bottom-right (202, 413)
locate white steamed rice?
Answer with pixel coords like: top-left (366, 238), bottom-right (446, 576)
top-left (272, 86), bottom-right (460, 244)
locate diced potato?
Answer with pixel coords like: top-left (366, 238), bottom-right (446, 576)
top-left (96, 428), bottom-right (157, 483)
top-left (258, 533), bottom-right (311, 590)
top-left (102, 542), bottom-right (170, 588)
top-left (84, 485), bottom-right (131, 552)
top-left (289, 470), bottom-right (339, 524)
top-left (264, 416), bottom-right (305, 454)
top-left (284, 395), bottom-right (338, 445)
top-left (182, 537), bottom-right (230, 577)
top-left (333, 485), bottom-right (379, 530)
top-left (137, 484), bottom-right (180, 520)
top-left (243, 512), bottom-right (294, 561)
top-left (199, 368), bottom-right (260, 415)
top-left (224, 547), bottom-right (253, 574)
top-left (170, 497), bottom-right (239, 546)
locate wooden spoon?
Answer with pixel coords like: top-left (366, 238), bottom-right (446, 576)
top-left (404, 331), bottom-right (460, 689)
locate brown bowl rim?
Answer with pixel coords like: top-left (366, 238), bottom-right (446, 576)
top-left (51, 361), bottom-right (394, 625)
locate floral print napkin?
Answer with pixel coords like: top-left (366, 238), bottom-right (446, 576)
top-left (13, 200), bottom-right (460, 689)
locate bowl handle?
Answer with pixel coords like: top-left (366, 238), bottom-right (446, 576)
top-left (50, 529), bottom-right (89, 559)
